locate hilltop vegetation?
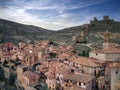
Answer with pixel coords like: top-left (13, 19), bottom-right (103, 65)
top-left (51, 16), bottom-right (120, 44)
top-left (0, 16), bottom-right (120, 44)
top-left (0, 18), bottom-right (54, 43)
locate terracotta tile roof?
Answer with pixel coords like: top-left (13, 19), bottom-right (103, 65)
top-left (91, 47), bottom-right (120, 54)
top-left (70, 56), bottom-right (104, 67)
top-left (45, 69), bottom-right (56, 79)
top-left (48, 61), bottom-right (62, 72)
top-left (36, 63), bottom-right (48, 73)
top-left (104, 30), bottom-right (110, 35)
top-left (56, 64), bottom-right (70, 75)
top-left (23, 70), bottom-right (39, 79)
top-left (105, 62), bottom-right (120, 75)
top-left (2, 53), bottom-right (13, 56)
top-left (47, 73), bottom-right (56, 79)
top-left (49, 61), bottom-right (62, 67)
top-left (98, 76), bottom-right (105, 80)
top-left (106, 62), bottom-right (120, 68)
top-left (64, 73), bottom-right (94, 83)
top-left (64, 86), bottom-right (86, 90)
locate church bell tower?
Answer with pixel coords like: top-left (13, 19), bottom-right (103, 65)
top-left (104, 30), bottom-right (111, 43)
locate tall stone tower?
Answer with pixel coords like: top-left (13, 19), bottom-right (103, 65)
top-left (81, 30), bottom-right (86, 38)
top-left (103, 30), bottom-right (111, 43)
top-left (103, 16), bottom-right (109, 21)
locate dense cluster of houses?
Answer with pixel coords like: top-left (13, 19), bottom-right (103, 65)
top-left (0, 31), bottom-right (120, 90)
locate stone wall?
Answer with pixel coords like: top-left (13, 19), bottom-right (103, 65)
top-left (105, 53), bottom-right (120, 61)
top-left (89, 52), bottom-right (120, 61)
top-left (111, 68), bottom-right (120, 90)
top-left (89, 52), bottom-right (106, 61)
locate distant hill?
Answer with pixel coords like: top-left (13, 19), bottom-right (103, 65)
top-left (0, 18), bottom-right (53, 35)
top-left (0, 16), bottom-right (120, 44)
top-left (51, 16), bottom-right (120, 54)
top-left (53, 16), bottom-right (120, 43)
top-left (0, 18), bottom-right (54, 43)
top-left (58, 16), bottom-right (120, 33)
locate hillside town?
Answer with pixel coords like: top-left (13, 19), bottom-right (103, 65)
top-left (0, 30), bottom-right (120, 90)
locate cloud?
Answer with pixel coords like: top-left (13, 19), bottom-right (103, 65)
top-left (0, 0), bottom-right (116, 30)
top-left (18, 0), bottom-right (111, 12)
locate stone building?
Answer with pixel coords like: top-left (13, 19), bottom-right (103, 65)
top-left (98, 76), bottom-right (105, 90)
top-left (22, 70), bottom-right (40, 86)
top-left (20, 70), bottom-right (40, 90)
top-left (46, 71), bottom-right (57, 90)
top-left (68, 56), bottom-right (105, 76)
top-left (72, 30), bottom-right (87, 43)
top-left (89, 31), bottom-right (120, 62)
top-left (18, 42), bottom-right (26, 50)
top-left (103, 30), bottom-right (111, 43)
top-left (38, 51), bottom-right (43, 60)
top-left (103, 16), bottom-right (109, 21)
top-left (111, 68), bottom-right (120, 90)
top-left (89, 46), bottom-right (120, 61)
top-left (104, 62), bottom-right (120, 90)
top-left (17, 65), bottom-right (28, 84)
top-left (63, 73), bottom-right (95, 90)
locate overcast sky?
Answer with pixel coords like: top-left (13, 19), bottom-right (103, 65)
top-left (0, 0), bottom-right (120, 30)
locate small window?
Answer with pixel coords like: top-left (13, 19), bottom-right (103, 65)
top-left (64, 79), bottom-right (69, 83)
top-left (66, 84), bottom-right (68, 87)
top-left (73, 80), bottom-right (77, 84)
top-left (70, 80), bottom-right (73, 82)
top-left (79, 82), bottom-right (81, 86)
top-left (65, 58), bottom-right (68, 61)
top-left (116, 71), bottom-right (118, 74)
top-left (70, 69), bottom-right (74, 73)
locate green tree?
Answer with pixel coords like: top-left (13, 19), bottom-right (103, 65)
top-left (9, 73), bottom-right (16, 85)
top-left (0, 66), bottom-right (5, 80)
top-left (49, 53), bottom-right (57, 58)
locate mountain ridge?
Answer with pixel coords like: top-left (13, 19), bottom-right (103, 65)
top-left (0, 18), bottom-right (53, 35)
top-left (0, 18), bottom-right (54, 43)
top-left (0, 16), bottom-right (120, 44)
